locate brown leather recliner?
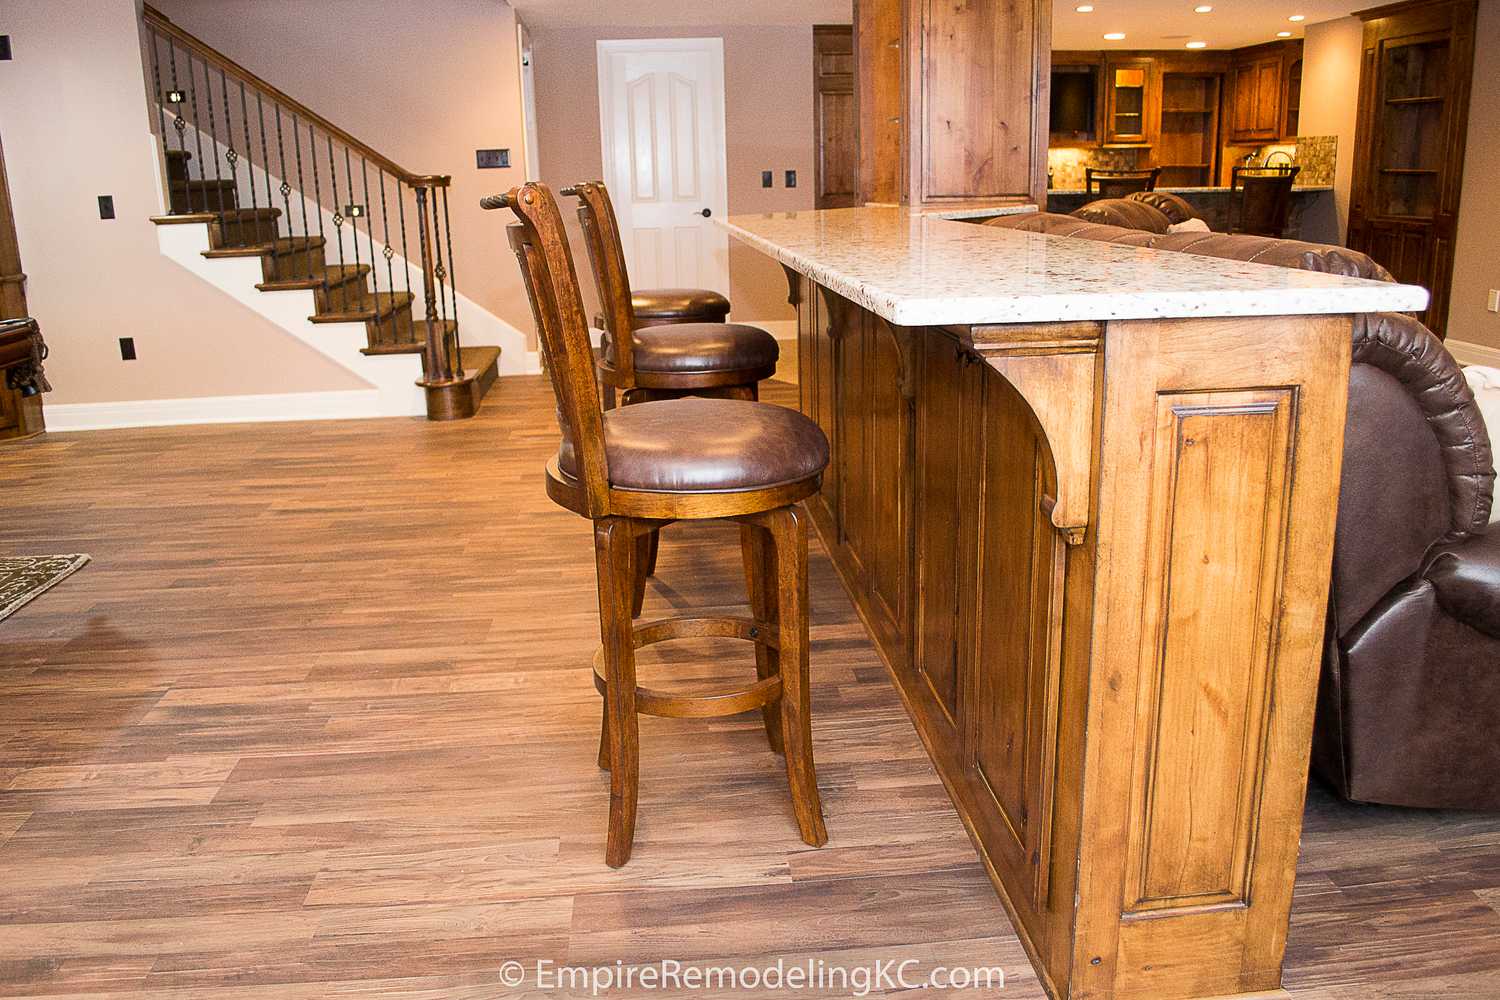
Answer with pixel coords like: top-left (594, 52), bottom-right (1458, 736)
top-left (986, 211), bottom-right (1500, 810)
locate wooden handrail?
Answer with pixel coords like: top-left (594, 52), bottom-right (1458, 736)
top-left (141, 4), bottom-right (447, 188)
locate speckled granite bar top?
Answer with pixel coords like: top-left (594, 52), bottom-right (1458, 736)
top-left (718, 207), bottom-right (1428, 327)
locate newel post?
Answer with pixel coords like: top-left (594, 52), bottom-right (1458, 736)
top-left (413, 184), bottom-right (452, 384)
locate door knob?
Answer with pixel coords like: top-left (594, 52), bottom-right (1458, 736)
top-left (699, 208), bottom-right (712, 218)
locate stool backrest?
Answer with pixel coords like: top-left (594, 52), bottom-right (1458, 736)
top-left (1232, 165), bottom-right (1300, 237)
top-left (1085, 166), bottom-right (1160, 198)
top-left (491, 182), bottom-right (611, 515)
top-left (570, 181), bottom-right (637, 384)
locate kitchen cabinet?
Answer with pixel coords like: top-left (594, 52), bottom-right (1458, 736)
top-left (1229, 40), bottom-right (1302, 144)
top-left (1104, 57), bottom-right (1153, 145)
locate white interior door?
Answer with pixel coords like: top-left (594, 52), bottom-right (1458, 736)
top-left (596, 38), bottom-right (729, 297)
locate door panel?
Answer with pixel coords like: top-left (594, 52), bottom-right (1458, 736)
top-left (598, 39), bottom-right (729, 295)
top-left (814, 25), bottom-right (858, 209)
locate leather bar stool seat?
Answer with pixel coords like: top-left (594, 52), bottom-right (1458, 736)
top-left (602, 323), bottom-right (778, 375)
top-left (632, 287), bottom-right (731, 327)
top-left (558, 397), bottom-right (829, 493)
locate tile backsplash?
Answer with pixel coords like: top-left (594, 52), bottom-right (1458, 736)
top-left (1047, 135), bottom-right (1336, 190)
top-left (1292, 135), bottom-right (1337, 186)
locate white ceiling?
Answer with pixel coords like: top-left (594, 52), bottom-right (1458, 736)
top-left (509, 0), bottom-right (853, 28)
top-left (1052, 0), bottom-right (1358, 50)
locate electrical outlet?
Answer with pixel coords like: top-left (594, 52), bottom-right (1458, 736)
top-left (475, 148), bottom-right (511, 169)
top-left (761, 170), bottom-right (773, 188)
top-left (0, 36), bottom-right (12, 60)
top-left (1488, 289), bottom-right (1499, 313)
top-left (784, 169), bottom-right (797, 189)
top-left (98, 195), bottom-right (115, 220)
top-left (119, 337), bottom-right (137, 361)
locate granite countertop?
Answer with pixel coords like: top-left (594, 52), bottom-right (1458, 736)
top-left (1048, 185), bottom-right (1335, 196)
top-left (718, 206), bottom-right (1427, 327)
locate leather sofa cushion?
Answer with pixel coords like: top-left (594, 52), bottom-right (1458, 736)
top-left (1127, 190), bottom-right (1200, 225)
top-left (1069, 198), bottom-right (1173, 233)
top-left (984, 211), bottom-right (1395, 280)
top-left (632, 287), bottom-right (731, 322)
top-left (1425, 531), bottom-right (1500, 638)
top-left (558, 397), bottom-right (829, 493)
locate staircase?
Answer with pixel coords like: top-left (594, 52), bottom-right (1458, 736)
top-left (143, 6), bottom-right (499, 421)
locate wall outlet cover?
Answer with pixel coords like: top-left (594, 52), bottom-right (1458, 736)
top-left (0, 36), bottom-right (12, 60)
top-left (119, 337), bottom-right (136, 361)
top-left (1487, 289), bottom-right (1499, 313)
top-left (98, 195), bottom-right (115, 220)
top-left (476, 148), bottom-right (511, 169)
top-left (785, 169), bottom-right (797, 188)
top-left (762, 170), bottom-right (773, 188)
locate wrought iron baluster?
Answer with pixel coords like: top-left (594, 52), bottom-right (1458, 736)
top-left (309, 124), bottom-right (328, 290)
top-left (219, 70), bottom-right (239, 207)
top-left (440, 186), bottom-right (462, 378)
top-left (291, 114), bottom-right (312, 281)
top-left (397, 183), bottom-right (413, 307)
top-left (343, 148), bottom-right (364, 322)
top-left (273, 105), bottom-right (294, 251)
top-left (356, 159), bottom-right (385, 345)
top-left (166, 39), bottom-right (190, 197)
top-left (238, 80), bottom-right (259, 213)
top-left (255, 91), bottom-right (271, 246)
top-left (377, 169), bottom-right (397, 350)
top-left (327, 137), bottom-right (350, 312)
top-left (430, 185), bottom-right (449, 335)
top-left (202, 55), bottom-right (227, 217)
top-left (186, 55), bottom-right (209, 216)
top-left (148, 32), bottom-right (171, 208)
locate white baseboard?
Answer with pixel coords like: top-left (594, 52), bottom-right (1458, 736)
top-left (1447, 339), bottom-right (1500, 368)
top-left (45, 389), bottom-right (393, 432)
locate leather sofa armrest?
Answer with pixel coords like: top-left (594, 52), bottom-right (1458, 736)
top-left (1424, 530), bottom-right (1500, 638)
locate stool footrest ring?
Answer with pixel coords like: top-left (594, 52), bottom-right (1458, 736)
top-left (592, 615), bottom-right (783, 719)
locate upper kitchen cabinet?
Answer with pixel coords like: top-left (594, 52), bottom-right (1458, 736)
top-left (1229, 40), bottom-right (1301, 144)
top-left (1104, 56), bottom-right (1154, 145)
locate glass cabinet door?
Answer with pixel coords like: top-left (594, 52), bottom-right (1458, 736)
top-left (1108, 65), bottom-right (1147, 143)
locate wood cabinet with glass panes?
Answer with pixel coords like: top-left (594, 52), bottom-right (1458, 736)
top-left (1104, 56), bottom-right (1153, 146)
top-left (1348, 0), bottom-right (1477, 338)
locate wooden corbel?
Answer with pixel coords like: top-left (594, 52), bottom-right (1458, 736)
top-left (973, 322), bottom-right (1101, 546)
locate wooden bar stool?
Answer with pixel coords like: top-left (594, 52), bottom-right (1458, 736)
top-left (488, 181), bottom-right (829, 868)
top-left (564, 181), bottom-right (778, 409)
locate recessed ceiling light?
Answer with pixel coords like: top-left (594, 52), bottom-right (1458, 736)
top-left (1288, 13), bottom-right (1306, 21)
top-left (1194, 5), bottom-right (1213, 12)
top-left (1103, 31), bottom-right (1126, 39)
top-left (1075, 4), bottom-right (1094, 11)
top-left (1277, 29), bottom-right (1293, 36)
top-left (1186, 40), bottom-right (1208, 48)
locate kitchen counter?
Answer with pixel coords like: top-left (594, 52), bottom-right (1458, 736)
top-left (722, 203), bottom-right (1412, 1000)
top-left (1045, 185), bottom-right (1336, 240)
top-left (1047, 184), bottom-right (1333, 195)
top-left (719, 206), bottom-right (1426, 327)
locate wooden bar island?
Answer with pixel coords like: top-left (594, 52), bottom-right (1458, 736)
top-left (722, 208), bottom-right (1428, 1000)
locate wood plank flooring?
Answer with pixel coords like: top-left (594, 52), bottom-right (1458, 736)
top-left (1, 376), bottom-right (1497, 999)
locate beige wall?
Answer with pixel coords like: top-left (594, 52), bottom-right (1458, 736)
top-left (1449, 0), bottom-right (1500, 350)
top-left (153, 0), bottom-right (534, 339)
top-left (0, 0), bottom-right (364, 406)
top-left (1299, 16), bottom-right (1364, 244)
top-left (531, 25), bottom-right (820, 327)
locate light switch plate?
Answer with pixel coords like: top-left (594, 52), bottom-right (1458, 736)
top-left (1487, 289), bottom-right (1499, 313)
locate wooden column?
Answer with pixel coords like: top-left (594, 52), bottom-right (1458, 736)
top-left (0, 130), bottom-right (43, 441)
top-left (854, 0), bottom-right (1050, 209)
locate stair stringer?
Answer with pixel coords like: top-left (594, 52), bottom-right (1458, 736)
top-left (153, 116), bottom-right (542, 375)
top-left (155, 220), bottom-right (427, 418)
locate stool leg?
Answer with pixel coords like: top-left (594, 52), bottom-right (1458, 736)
top-left (766, 504), bottom-right (828, 847)
top-left (597, 697), bottom-right (611, 771)
top-left (594, 518), bottom-right (640, 867)
top-left (739, 522), bottom-right (785, 754)
top-left (630, 528), bottom-right (658, 618)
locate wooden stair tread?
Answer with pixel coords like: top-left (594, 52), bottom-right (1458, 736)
top-left (308, 290), bottom-right (414, 323)
top-left (255, 263), bottom-right (369, 292)
top-left (202, 236), bottom-right (326, 259)
top-left (214, 207), bottom-right (281, 222)
top-left (359, 319), bottom-right (455, 356)
top-left (170, 178), bottom-right (235, 190)
top-left (455, 346), bottom-right (501, 381)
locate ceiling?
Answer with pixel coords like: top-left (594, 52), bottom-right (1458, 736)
top-left (509, 0), bottom-right (853, 28)
top-left (1052, 0), bottom-right (1358, 50)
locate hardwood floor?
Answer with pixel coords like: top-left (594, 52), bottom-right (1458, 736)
top-left (1, 375), bottom-right (1497, 998)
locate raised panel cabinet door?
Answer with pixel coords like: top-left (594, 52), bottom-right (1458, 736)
top-left (914, 335), bottom-right (977, 727)
top-left (1253, 58), bottom-right (1282, 136)
top-left (965, 369), bottom-right (1066, 913)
